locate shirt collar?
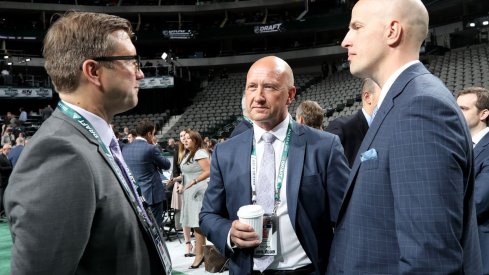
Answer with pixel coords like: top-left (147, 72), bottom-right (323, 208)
top-left (135, 136), bottom-right (148, 142)
top-left (361, 108), bottom-right (372, 125)
top-left (473, 127), bottom-right (489, 146)
top-left (376, 60), bottom-right (420, 110)
top-left (253, 115), bottom-right (290, 143)
top-left (61, 100), bottom-right (114, 148)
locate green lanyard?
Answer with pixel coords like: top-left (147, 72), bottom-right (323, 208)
top-left (251, 121), bottom-right (292, 214)
top-left (57, 101), bottom-right (145, 207)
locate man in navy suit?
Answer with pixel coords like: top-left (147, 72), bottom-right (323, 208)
top-left (325, 78), bottom-right (380, 167)
top-left (457, 86), bottom-right (489, 274)
top-left (200, 56), bottom-right (350, 274)
top-left (328, 0), bottom-right (482, 274)
top-left (122, 118), bottom-right (171, 226)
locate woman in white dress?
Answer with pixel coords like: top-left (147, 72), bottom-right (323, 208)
top-left (179, 130), bottom-right (210, 269)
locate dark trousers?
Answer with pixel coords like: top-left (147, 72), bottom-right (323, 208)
top-left (150, 201), bottom-right (165, 227)
top-left (0, 186), bottom-right (6, 215)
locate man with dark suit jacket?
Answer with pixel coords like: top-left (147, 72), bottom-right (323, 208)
top-left (8, 136), bottom-right (24, 168)
top-left (122, 118), bottom-right (171, 226)
top-left (328, 0), bottom-right (482, 274)
top-left (0, 144), bottom-right (12, 219)
top-left (200, 56), bottom-right (350, 274)
top-left (5, 12), bottom-right (170, 274)
top-left (457, 86), bottom-right (489, 274)
top-left (230, 94), bottom-right (253, 138)
top-left (325, 78), bottom-right (380, 167)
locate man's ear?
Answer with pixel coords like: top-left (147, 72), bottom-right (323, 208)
top-left (386, 20), bottom-right (402, 47)
top-left (287, 87), bottom-right (297, 105)
top-left (81, 59), bottom-right (102, 87)
top-left (480, 109), bottom-right (489, 122)
top-left (297, 116), bottom-right (305, 125)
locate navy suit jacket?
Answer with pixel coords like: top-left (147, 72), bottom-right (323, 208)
top-left (122, 139), bottom-right (171, 205)
top-left (200, 121), bottom-right (350, 275)
top-left (8, 145), bottom-right (24, 168)
top-left (230, 118), bottom-right (253, 138)
top-left (325, 110), bottom-right (368, 167)
top-left (474, 131), bottom-right (489, 274)
top-left (328, 63), bottom-right (482, 274)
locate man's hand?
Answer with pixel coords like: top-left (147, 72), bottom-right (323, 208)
top-left (230, 220), bottom-right (261, 248)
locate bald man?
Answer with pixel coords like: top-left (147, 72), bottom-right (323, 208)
top-left (325, 78), bottom-right (380, 167)
top-left (200, 56), bottom-right (350, 274)
top-left (328, 0), bottom-right (482, 274)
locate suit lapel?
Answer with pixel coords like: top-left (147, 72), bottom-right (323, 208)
top-left (337, 63), bottom-right (431, 222)
top-left (357, 110), bottom-right (368, 137)
top-left (237, 129), bottom-right (254, 206)
top-left (286, 122), bottom-right (305, 229)
top-left (474, 132), bottom-right (489, 159)
top-left (54, 109), bottom-right (137, 205)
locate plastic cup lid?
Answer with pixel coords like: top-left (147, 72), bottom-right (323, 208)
top-left (237, 204), bottom-right (264, 218)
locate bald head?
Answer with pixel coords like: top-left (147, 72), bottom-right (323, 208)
top-left (248, 56), bottom-right (294, 89)
top-left (245, 56), bottom-right (296, 130)
top-left (361, 78), bottom-right (381, 116)
top-left (389, 0), bottom-right (429, 47)
top-left (343, 0), bottom-right (429, 85)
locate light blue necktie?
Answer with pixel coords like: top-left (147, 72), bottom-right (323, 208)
top-left (254, 132), bottom-right (276, 272)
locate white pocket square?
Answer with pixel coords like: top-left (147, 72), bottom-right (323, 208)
top-left (360, 148), bottom-right (377, 162)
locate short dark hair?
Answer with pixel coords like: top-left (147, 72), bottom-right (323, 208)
top-left (135, 119), bottom-right (155, 136)
top-left (296, 100), bottom-right (324, 129)
top-left (456, 86), bottom-right (489, 125)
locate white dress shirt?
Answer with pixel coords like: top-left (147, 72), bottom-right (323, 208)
top-left (62, 100), bottom-right (115, 148)
top-left (473, 127), bottom-right (489, 147)
top-left (376, 60), bottom-right (421, 111)
top-left (252, 115), bottom-right (311, 271)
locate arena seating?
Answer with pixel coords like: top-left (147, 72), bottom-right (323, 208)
top-left (115, 43), bottom-right (489, 139)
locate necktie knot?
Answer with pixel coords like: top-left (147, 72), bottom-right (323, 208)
top-left (262, 132), bottom-right (276, 144)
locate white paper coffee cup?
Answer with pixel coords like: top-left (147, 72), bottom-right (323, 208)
top-left (237, 204), bottom-right (265, 242)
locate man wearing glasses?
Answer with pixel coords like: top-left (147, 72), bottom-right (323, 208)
top-left (5, 12), bottom-right (170, 275)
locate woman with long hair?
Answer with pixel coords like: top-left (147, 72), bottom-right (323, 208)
top-left (166, 129), bottom-right (194, 257)
top-left (180, 129), bottom-right (210, 269)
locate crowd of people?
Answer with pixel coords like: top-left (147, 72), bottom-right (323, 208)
top-left (1, 0), bottom-right (489, 274)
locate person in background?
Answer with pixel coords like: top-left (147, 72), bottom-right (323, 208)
top-left (41, 104), bottom-right (53, 122)
top-left (325, 78), bottom-right (381, 167)
top-left (4, 11), bottom-right (168, 274)
top-left (18, 108), bottom-right (27, 124)
top-left (328, 0), bottom-right (482, 273)
top-left (180, 129), bottom-right (210, 269)
top-left (127, 129), bottom-right (137, 143)
top-left (0, 143), bottom-right (12, 220)
top-left (166, 138), bottom-right (177, 155)
top-left (122, 118), bottom-right (171, 227)
top-left (295, 100), bottom-right (325, 130)
top-left (456, 86), bottom-right (489, 274)
top-left (230, 94), bottom-right (253, 138)
top-left (8, 136), bottom-right (25, 168)
top-left (166, 129), bottom-right (195, 258)
top-left (1, 126), bottom-right (14, 146)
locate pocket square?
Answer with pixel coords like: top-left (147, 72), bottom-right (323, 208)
top-left (360, 148), bottom-right (377, 162)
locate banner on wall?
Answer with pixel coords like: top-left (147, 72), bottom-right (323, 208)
top-left (254, 23), bottom-right (284, 34)
top-left (139, 76), bottom-right (174, 89)
top-left (0, 87), bottom-right (52, 98)
top-left (162, 30), bottom-right (196, 39)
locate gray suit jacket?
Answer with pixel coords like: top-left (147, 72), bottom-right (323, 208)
top-left (200, 121), bottom-right (350, 275)
top-left (328, 63), bottom-right (482, 274)
top-left (5, 109), bottom-right (164, 275)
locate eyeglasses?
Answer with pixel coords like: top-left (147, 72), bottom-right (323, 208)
top-left (93, 55), bottom-right (141, 72)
